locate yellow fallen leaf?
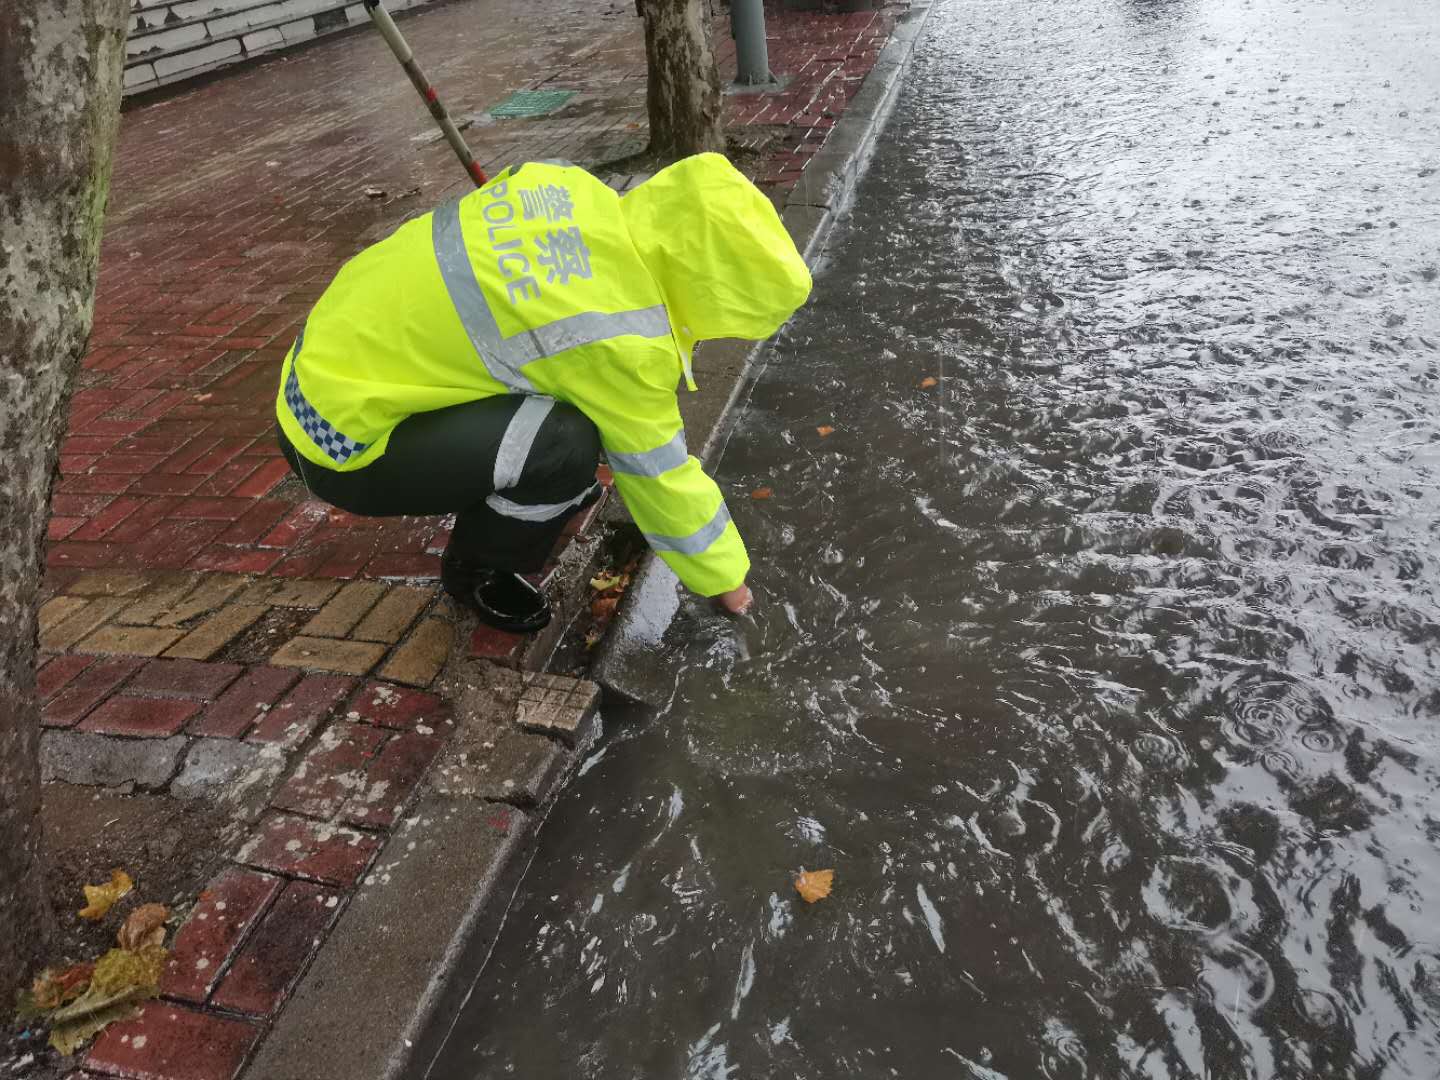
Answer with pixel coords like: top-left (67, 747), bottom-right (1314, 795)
top-left (45, 946), bottom-right (166, 1057)
top-left (49, 1000), bottom-right (144, 1057)
top-left (79, 870), bottom-right (133, 921)
top-left (920, 376), bottom-right (938, 389)
top-left (816, 425), bottom-right (835, 437)
top-left (117, 903), bottom-right (168, 951)
top-left (794, 868), bottom-right (834, 903)
top-left (590, 573), bottom-right (625, 592)
top-left (88, 945), bottom-right (168, 1000)
top-left (751, 487), bottom-right (773, 500)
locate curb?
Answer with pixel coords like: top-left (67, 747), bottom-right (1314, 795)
top-left (240, 671), bottom-right (604, 1080)
top-left (595, 0), bottom-right (938, 706)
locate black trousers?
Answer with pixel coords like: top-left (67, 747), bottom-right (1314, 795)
top-left (277, 395), bottom-right (601, 574)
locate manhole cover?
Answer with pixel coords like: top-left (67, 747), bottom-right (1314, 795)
top-left (488, 89), bottom-right (577, 119)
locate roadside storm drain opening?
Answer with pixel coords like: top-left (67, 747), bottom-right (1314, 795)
top-left (488, 89), bottom-right (577, 119)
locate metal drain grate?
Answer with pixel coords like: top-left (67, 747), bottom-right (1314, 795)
top-left (488, 89), bottom-right (577, 119)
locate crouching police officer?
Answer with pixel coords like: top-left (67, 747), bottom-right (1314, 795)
top-left (276, 152), bottom-right (812, 632)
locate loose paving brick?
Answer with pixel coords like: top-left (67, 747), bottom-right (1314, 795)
top-left (344, 682), bottom-right (448, 731)
top-left (41, 731), bottom-right (187, 789)
top-left (128, 657), bottom-right (245, 699)
top-left (68, 570), bottom-right (151, 596)
top-left (164, 603), bottom-right (269, 660)
top-left (300, 580), bottom-right (386, 638)
top-left (350, 585), bottom-right (431, 643)
top-left (76, 622), bottom-right (187, 658)
top-left (209, 879), bottom-right (342, 1017)
top-left (434, 722), bottom-right (565, 806)
top-left (476, 728), bottom-right (567, 806)
top-left (191, 665), bottom-right (301, 738)
top-left (189, 546), bottom-right (285, 575)
top-left (217, 499), bottom-right (290, 547)
top-left (271, 721), bottom-right (388, 820)
top-left (84, 1002), bottom-right (260, 1080)
top-left (161, 867), bottom-right (283, 1004)
top-left (365, 551), bottom-right (443, 580)
top-left (378, 616), bottom-right (453, 687)
top-left (154, 574), bottom-right (248, 627)
top-left (78, 695), bottom-right (201, 737)
top-left (40, 596), bottom-right (129, 652)
top-left (46, 539), bottom-right (128, 571)
top-left (47, 515), bottom-right (83, 541)
top-left (111, 572), bottom-right (201, 626)
top-left (38, 594), bottom-right (90, 635)
top-left (232, 577), bottom-right (341, 609)
top-left (170, 738), bottom-right (280, 803)
top-left (246, 674), bottom-right (354, 748)
top-left (270, 635), bottom-right (387, 676)
top-left (37, 654), bottom-right (95, 702)
top-left (236, 813), bottom-right (381, 887)
top-left (341, 729), bottom-right (446, 830)
top-left (257, 502), bottom-right (328, 552)
top-left (42, 656), bottom-right (143, 728)
top-left (98, 510), bottom-right (172, 558)
top-left (468, 623), bottom-right (527, 666)
top-left (233, 457), bottom-right (291, 499)
top-left (515, 673), bottom-right (601, 746)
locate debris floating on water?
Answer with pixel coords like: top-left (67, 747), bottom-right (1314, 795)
top-left (793, 869), bottom-right (834, 903)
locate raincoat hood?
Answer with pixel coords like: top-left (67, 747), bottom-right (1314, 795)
top-left (620, 153), bottom-right (812, 389)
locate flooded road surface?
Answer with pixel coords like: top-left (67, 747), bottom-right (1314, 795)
top-left (431, 0), bottom-right (1440, 1075)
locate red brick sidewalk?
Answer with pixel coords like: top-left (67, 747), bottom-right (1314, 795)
top-left (30, 2), bottom-right (908, 1077)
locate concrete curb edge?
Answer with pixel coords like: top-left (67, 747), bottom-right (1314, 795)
top-left (240, 688), bottom-right (604, 1080)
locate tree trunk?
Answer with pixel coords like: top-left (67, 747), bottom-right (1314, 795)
top-left (0, 0), bottom-right (129, 1011)
top-left (640, 0), bottom-right (727, 160)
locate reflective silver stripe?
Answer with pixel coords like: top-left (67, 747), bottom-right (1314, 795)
top-left (432, 199), bottom-right (535, 392)
top-left (644, 503), bottom-right (733, 557)
top-left (526, 305), bottom-right (669, 359)
top-left (432, 198), bottom-right (671, 386)
top-left (493, 396), bottom-right (555, 490)
top-left (607, 429), bottom-right (689, 478)
top-left (486, 482), bottom-right (599, 523)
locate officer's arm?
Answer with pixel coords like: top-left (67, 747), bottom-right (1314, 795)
top-left (595, 398), bottom-right (749, 599)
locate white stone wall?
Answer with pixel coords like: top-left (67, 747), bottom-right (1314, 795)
top-left (123, 0), bottom-right (428, 94)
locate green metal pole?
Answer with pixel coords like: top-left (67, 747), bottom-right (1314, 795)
top-left (731, 0), bottom-right (772, 86)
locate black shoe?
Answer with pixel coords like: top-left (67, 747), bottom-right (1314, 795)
top-left (443, 561), bottom-right (551, 634)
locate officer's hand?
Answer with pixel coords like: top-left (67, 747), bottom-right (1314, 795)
top-left (715, 584), bottom-right (753, 616)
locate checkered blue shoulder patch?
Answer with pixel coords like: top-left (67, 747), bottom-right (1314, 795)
top-left (284, 355), bottom-right (369, 466)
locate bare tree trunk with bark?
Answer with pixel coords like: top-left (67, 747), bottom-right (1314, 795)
top-left (0, 0), bottom-right (129, 1011)
top-left (639, 0), bottom-right (727, 160)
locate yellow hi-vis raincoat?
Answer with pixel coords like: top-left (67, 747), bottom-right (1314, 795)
top-left (274, 153), bottom-right (812, 596)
